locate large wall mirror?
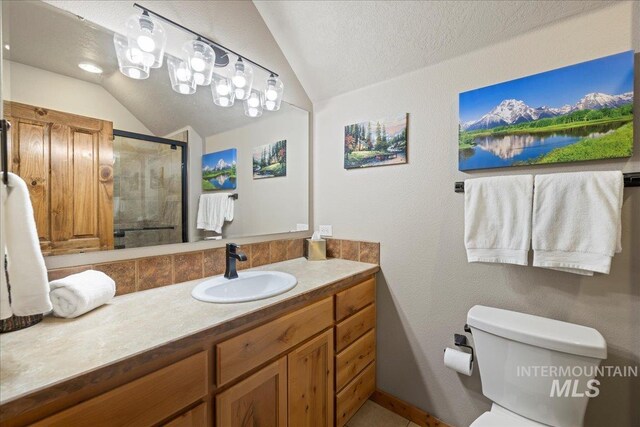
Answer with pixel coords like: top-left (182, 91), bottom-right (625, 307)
top-left (1, 1), bottom-right (310, 256)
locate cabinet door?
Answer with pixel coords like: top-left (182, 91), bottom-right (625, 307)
top-left (216, 357), bottom-right (287, 427)
top-left (288, 330), bottom-right (334, 427)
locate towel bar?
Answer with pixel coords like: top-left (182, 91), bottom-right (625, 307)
top-left (454, 172), bottom-right (640, 193)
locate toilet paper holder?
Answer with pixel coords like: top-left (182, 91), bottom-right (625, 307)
top-left (453, 333), bottom-right (474, 362)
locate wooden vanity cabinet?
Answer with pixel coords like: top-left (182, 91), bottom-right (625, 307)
top-left (1, 273), bottom-right (377, 427)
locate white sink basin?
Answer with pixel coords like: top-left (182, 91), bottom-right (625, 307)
top-left (191, 271), bottom-right (297, 303)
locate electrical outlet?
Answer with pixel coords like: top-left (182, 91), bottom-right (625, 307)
top-left (318, 225), bottom-right (333, 237)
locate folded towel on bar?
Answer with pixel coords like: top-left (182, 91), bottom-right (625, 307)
top-left (197, 193), bottom-right (234, 233)
top-left (49, 270), bottom-right (115, 318)
top-left (1, 172), bottom-right (52, 319)
top-left (464, 175), bottom-right (534, 266)
top-left (532, 171), bottom-right (623, 276)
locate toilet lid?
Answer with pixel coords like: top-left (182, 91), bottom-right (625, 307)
top-left (470, 410), bottom-right (546, 427)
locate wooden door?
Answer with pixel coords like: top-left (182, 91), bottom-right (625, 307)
top-left (216, 357), bottom-right (287, 427)
top-left (288, 329), bottom-right (334, 427)
top-left (4, 101), bottom-right (114, 255)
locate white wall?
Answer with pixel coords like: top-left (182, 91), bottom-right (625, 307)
top-left (2, 60), bottom-right (150, 134)
top-left (314, 3), bottom-right (639, 427)
top-left (206, 105), bottom-right (309, 238)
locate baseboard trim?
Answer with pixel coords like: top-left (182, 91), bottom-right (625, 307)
top-left (369, 389), bottom-right (453, 427)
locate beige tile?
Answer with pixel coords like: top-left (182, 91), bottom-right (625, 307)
top-left (250, 242), bottom-right (270, 267)
top-left (237, 244), bottom-right (252, 271)
top-left (137, 256), bottom-right (173, 290)
top-left (47, 265), bottom-right (93, 282)
top-left (326, 238), bottom-right (341, 258)
top-left (341, 240), bottom-right (360, 261)
top-left (173, 252), bottom-right (204, 283)
top-left (286, 238), bottom-right (304, 260)
top-left (347, 401), bottom-right (410, 427)
top-left (359, 241), bottom-right (380, 264)
top-left (93, 261), bottom-right (136, 295)
top-left (270, 240), bottom-right (288, 263)
top-left (203, 248), bottom-right (225, 277)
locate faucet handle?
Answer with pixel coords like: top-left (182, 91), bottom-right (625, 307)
top-left (227, 243), bottom-right (240, 252)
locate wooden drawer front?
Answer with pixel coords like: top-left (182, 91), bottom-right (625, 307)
top-left (217, 297), bottom-right (333, 386)
top-left (336, 362), bottom-right (376, 427)
top-left (336, 329), bottom-right (375, 391)
top-left (335, 277), bottom-right (375, 321)
top-left (163, 402), bottom-right (208, 427)
top-left (335, 303), bottom-right (375, 352)
top-left (34, 352), bottom-right (208, 427)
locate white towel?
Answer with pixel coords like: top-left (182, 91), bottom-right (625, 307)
top-left (1, 172), bottom-right (52, 318)
top-left (196, 193), bottom-right (234, 233)
top-left (532, 171), bottom-right (623, 276)
top-left (49, 270), bottom-right (115, 318)
top-left (464, 175), bottom-right (534, 266)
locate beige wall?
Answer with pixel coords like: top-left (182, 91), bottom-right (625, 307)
top-left (2, 60), bottom-right (150, 134)
top-left (205, 105), bottom-right (309, 238)
top-left (313, 3), bottom-right (639, 426)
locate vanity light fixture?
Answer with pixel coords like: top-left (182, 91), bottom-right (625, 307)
top-left (78, 63), bottom-right (103, 74)
top-left (230, 58), bottom-right (253, 101)
top-left (167, 56), bottom-right (196, 95)
top-left (113, 33), bottom-right (150, 80)
top-left (244, 89), bottom-right (263, 118)
top-left (211, 73), bottom-right (235, 107)
top-left (262, 74), bottom-right (284, 111)
top-left (183, 39), bottom-right (215, 86)
top-left (125, 12), bottom-right (166, 68)
top-left (115, 3), bottom-right (283, 117)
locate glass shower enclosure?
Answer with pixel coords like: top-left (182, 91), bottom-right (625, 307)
top-left (112, 130), bottom-right (187, 249)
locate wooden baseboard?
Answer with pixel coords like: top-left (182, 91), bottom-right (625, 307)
top-left (369, 389), bottom-right (453, 427)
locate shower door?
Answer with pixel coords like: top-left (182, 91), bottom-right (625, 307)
top-left (113, 130), bottom-right (187, 249)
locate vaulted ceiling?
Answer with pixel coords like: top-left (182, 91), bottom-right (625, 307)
top-left (254, 0), bottom-right (616, 102)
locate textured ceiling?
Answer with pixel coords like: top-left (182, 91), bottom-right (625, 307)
top-left (3, 1), bottom-right (308, 137)
top-left (254, 0), bottom-right (616, 102)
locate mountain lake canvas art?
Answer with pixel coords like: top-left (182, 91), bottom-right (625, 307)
top-left (344, 114), bottom-right (408, 169)
top-left (458, 51), bottom-right (634, 171)
top-left (202, 148), bottom-right (237, 190)
top-left (253, 140), bottom-right (287, 179)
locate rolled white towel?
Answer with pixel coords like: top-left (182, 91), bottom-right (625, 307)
top-left (49, 270), bottom-right (116, 318)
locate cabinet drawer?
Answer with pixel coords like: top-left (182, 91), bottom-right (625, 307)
top-left (163, 402), bottom-right (208, 427)
top-left (336, 362), bottom-right (376, 427)
top-left (217, 297), bottom-right (333, 386)
top-left (336, 329), bottom-right (375, 391)
top-left (34, 352), bottom-right (208, 427)
top-left (335, 277), bottom-right (375, 321)
top-left (335, 303), bottom-right (375, 352)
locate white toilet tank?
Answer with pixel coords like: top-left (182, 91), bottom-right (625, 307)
top-left (467, 305), bottom-right (607, 427)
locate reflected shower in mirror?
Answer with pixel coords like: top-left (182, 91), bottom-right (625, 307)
top-left (1, 0), bottom-right (310, 256)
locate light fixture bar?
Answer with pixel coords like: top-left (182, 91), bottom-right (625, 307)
top-left (132, 3), bottom-right (279, 77)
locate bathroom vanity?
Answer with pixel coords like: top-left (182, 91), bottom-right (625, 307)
top-left (0, 258), bottom-right (378, 427)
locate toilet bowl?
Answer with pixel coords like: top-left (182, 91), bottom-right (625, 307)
top-left (467, 305), bottom-right (607, 427)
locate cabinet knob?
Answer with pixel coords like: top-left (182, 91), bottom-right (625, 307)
top-left (31, 180), bottom-right (37, 186)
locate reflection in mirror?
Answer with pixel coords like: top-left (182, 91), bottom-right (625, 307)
top-left (1, 0), bottom-right (310, 256)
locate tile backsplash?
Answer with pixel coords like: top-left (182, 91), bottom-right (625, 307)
top-left (48, 237), bottom-right (379, 296)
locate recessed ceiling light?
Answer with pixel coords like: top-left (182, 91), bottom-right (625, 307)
top-left (78, 62), bottom-right (103, 74)
top-left (3, 44), bottom-right (9, 50)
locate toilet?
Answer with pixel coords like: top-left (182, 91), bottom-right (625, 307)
top-left (467, 305), bottom-right (607, 427)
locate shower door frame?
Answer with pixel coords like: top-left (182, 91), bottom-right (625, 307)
top-left (113, 129), bottom-right (188, 244)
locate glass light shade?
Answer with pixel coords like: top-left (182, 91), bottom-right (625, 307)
top-left (113, 33), bottom-right (150, 80)
top-left (167, 56), bottom-right (196, 95)
top-left (183, 40), bottom-right (215, 86)
top-left (125, 13), bottom-right (166, 68)
top-left (229, 58), bottom-right (253, 100)
top-left (211, 73), bottom-right (235, 107)
top-left (244, 90), bottom-right (263, 118)
top-left (262, 74), bottom-right (284, 111)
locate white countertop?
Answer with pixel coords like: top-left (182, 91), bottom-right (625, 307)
top-left (0, 258), bottom-right (377, 405)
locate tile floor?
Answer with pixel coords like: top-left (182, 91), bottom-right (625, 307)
top-left (346, 400), bottom-right (419, 427)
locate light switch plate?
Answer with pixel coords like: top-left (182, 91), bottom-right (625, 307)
top-left (296, 223), bottom-right (309, 231)
top-left (318, 225), bottom-right (333, 237)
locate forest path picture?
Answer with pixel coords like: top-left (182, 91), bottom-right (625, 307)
top-left (253, 140), bottom-right (287, 179)
top-left (344, 114), bottom-right (408, 169)
top-left (458, 51), bottom-right (634, 171)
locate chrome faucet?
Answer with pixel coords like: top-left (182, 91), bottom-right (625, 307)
top-left (224, 243), bottom-right (247, 279)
